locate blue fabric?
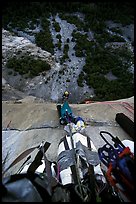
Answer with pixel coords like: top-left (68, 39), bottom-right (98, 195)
top-left (75, 116), bottom-right (84, 123)
top-left (61, 101), bottom-right (73, 118)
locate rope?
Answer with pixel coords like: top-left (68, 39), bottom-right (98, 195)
top-left (92, 101), bottom-right (134, 113)
top-left (74, 184), bottom-right (90, 202)
top-left (2, 125), bottom-right (60, 131)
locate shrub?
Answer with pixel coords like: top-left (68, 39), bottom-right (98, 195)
top-left (53, 21), bottom-right (61, 32)
top-left (56, 34), bottom-right (61, 40)
top-left (35, 31), bottom-right (54, 54)
top-left (6, 56), bottom-right (51, 78)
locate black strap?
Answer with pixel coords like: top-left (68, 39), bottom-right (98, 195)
top-left (115, 113), bottom-right (134, 139)
top-left (61, 136), bottom-right (79, 184)
top-left (3, 146), bottom-right (39, 176)
top-left (70, 165), bottom-right (78, 184)
top-left (64, 136), bottom-right (69, 150)
top-left (87, 136), bottom-right (91, 149)
top-left (27, 150), bottom-right (43, 174)
top-left (27, 142), bottom-right (51, 174)
top-left (17, 155), bottom-right (31, 173)
top-left (59, 135), bottom-right (70, 150)
top-left (88, 164), bottom-right (96, 202)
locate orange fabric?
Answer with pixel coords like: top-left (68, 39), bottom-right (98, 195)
top-left (119, 147), bottom-right (134, 159)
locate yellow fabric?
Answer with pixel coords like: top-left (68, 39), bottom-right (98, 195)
top-left (64, 91), bottom-right (69, 95)
top-left (76, 120), bottom-right (85, 129)
top-left (71, 120), bottom-right (85, 133)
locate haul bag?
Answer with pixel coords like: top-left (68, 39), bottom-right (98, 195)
top-left (115, 113), bottom-right (134, 139)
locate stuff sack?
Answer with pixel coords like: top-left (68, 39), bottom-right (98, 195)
top-left (2, 173), bottom-right (52, 202)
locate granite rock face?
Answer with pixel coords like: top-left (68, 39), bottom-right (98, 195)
top-left (2, 29), bottom-right (55, 67)
top-left (2, 29), bottom-right (63, 102)
top-left (2, 29), bottom-right (93, 103)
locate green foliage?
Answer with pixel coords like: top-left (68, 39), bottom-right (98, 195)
top-left (56, 34), bottom-right (61, 40)
top-left (72, 31), bottom-right (93, 57)
top-left (80, 41), bottom-right (134, 101)
top-left (2, 2), bottom-right (134, 101)
top-left (8, 70), bottom-right (13, 75)
top-left (57, 42), bottom-right (61, 50)
top-left (53, 21), bottom-right (61, 32)
top-left (35, 31), bottom-right (54, 54)
top-left (66, 78), bottom-right (70, 82)
top-left (2, 2), bottom-right (134, 30)
top-left (67, 38), bottom-right (70, 43)
top-left (60, 43), bottom-right (69, 64)
top-left (108, 35), bottom-right (125, 42)
top-left (109, 27), bottom-right (123, 35)
top-left (94, 2), bottom-right (134, 25)
top-left (59, 14), bottom-right (84, 30)
top-left (77, 71), bottom-right (84, 87)
top-left (94, 31), bottom-right (125, 47)
top-left (34, 17), bottom-right (54, 54)
top-left (6, 56), bottom-right (51, 78)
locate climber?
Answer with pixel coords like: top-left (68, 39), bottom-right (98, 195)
top-left (62, 91), bottom-right (70, 101)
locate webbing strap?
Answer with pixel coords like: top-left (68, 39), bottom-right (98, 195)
top-left (63, 136), bottom-right (69, 150)
top-left (3, 146), bottom-right (39, 176)
top-left (87, 136), bottom-right (91, 149)
top-left (119, 147), bottom-right (134, 159)
top-left (62, 136), bottom-right (78, 184)
top-left (3, 142), bottom-right (51, 176)
top-left (70, 164), bottom-right (78, 184)
top-left (88, 164), bottom-right (96, 202)
top-left (27, 142), bottom-right (51, 174)
top-left (62, 134), bottom-right (91, 150)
